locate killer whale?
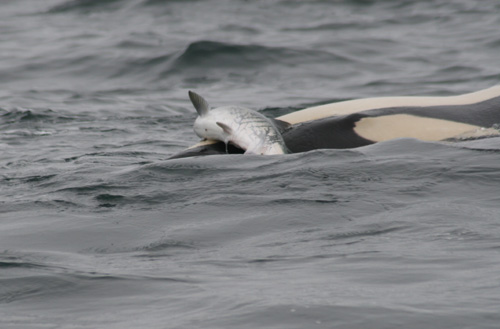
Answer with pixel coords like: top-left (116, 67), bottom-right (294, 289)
top-left (170, 85), bottom-right (500, 159)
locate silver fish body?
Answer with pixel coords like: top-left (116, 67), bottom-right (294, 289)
top-left (189, 91), bottom-right (288, 155)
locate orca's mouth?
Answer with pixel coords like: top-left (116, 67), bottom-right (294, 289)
top-left (225, 142), bottom-right (245, 154)
top-left (169, 141), bottom-right (244, 159)
top-left (200, 141), bottom-right (245, 155)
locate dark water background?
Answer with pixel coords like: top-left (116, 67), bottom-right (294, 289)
top-left (2, 0), bottom-right (500, 328)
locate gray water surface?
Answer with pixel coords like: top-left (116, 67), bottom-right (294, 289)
top-left (1, 1), bottom-right (500, 328)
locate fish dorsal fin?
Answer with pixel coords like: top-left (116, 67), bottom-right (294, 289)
top-left (216, 121), bottom-right (233, 134)
top-left (188, 91), bottom-right (210, 117)
top-left (271, 119), bottom-right (292, 133)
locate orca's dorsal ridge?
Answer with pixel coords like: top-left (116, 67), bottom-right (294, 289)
top-left (271, 119), bottom-right (292, 134)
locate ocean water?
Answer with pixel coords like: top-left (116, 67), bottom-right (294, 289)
top-left (1, 0), bottom-right (500, 328)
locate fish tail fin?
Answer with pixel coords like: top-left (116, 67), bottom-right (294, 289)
top-left (188, 91), bottom-right (211, 116)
